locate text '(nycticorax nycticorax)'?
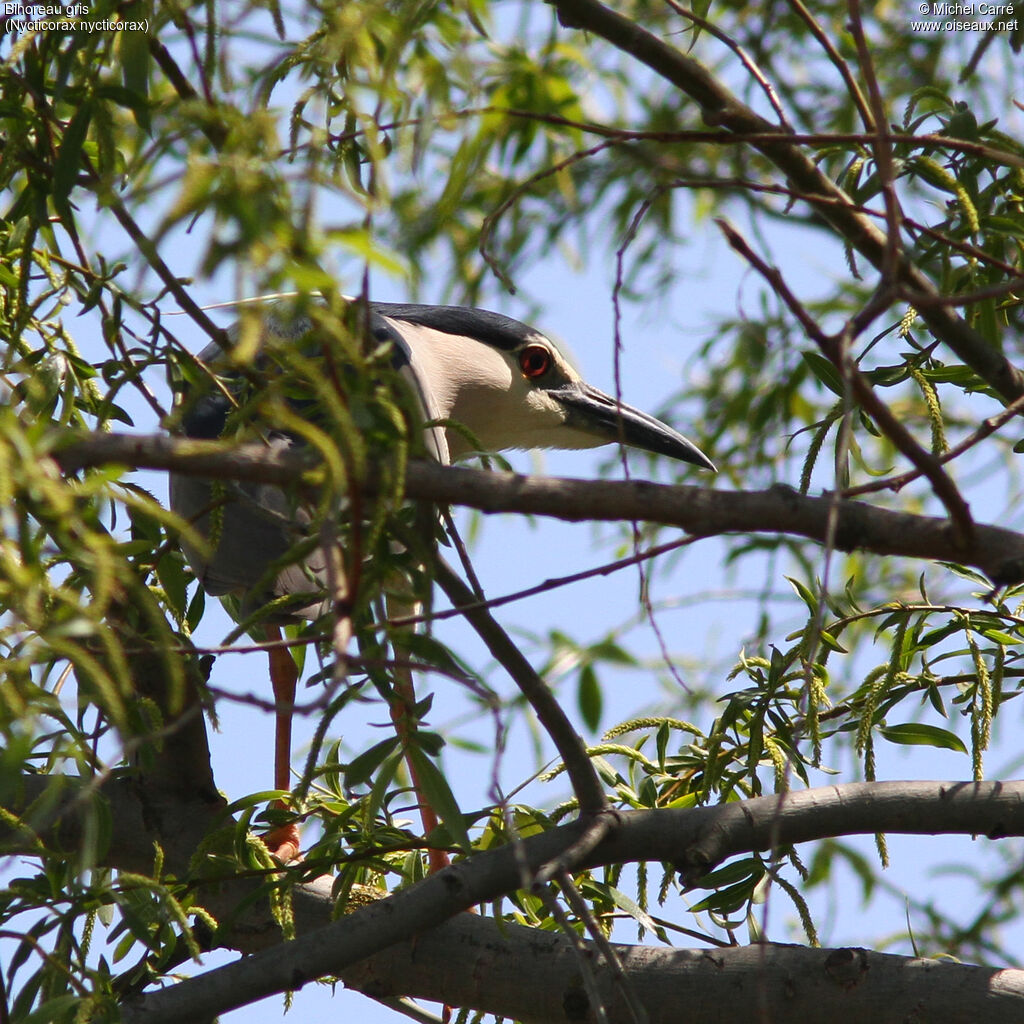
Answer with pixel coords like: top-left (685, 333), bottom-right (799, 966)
top-left (169, 300), bottom-right (714, 862)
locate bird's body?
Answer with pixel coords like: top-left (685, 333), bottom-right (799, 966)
top-left (169, 298), bottom-right (714, 862)
top-left (171, 299), bottom-right (713, 616)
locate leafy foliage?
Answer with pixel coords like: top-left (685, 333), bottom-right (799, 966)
top-left (1, 0), bottom-right (1023, 1021)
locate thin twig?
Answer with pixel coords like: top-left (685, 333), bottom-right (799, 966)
top-left (715, 217), bottom-right (975, 547)
top-left (784, 0), bottom-right (873, 129)
top-left (611, 192), bottom-right (694, 696)
top-left (533, 808), bottom-right (622, 887)
top-left (663, 0), bottom-right (793, 132)
top-left (558, 870), bottom-right (650, 1024)
top-left (847, 0), bottom-right (903, 279)
top-left (534, 883), bottom-right (611, 1024)
top-left (845, 389), bottom-right (1024, 498)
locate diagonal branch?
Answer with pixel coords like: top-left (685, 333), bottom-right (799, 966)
top-left (715, 217), bottom-right (974, 546)
top-left (432, 553), bottom-right (609, 816)
top-left (548, 0), bottom-right (1024, 406)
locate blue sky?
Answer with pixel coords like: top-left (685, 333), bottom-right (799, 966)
top-left (4, 7), bottom-right (1024, 1022)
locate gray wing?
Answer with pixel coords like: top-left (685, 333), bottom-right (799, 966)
top-left (168, 299), bottom-right (437, 620)
top-left (169, 437), bottom-right (329, 619)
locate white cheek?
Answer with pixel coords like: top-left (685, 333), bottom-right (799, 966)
top-left (388, 319), bottom-right (600, 454)
top-left (482, 390), bottom-right (606, 451)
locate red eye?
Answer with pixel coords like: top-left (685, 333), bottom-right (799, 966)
top-left (519, 344), bottom-right (552, 379)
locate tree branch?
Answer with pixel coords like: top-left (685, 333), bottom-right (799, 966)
top-left (54, 432), bottom-right (1024, 583)
top-left (548, 0), bottom-right (1024, 406)
top-left (431, 553), bottom-right (609, 817)
top-left (715, 217), bottom-right (974, 545)
top-left (347, 916), bottom-right (1024, 1024)
top-left (6, 774), bottom-right (1024, 1022)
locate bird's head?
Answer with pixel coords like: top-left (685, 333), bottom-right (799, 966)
top-left (373, 304), bottom-right (716, 471)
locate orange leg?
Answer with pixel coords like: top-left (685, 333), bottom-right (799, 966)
top-left (262, 620), bottom-right (446, 872)
top-left (389, 673), bottom-right (451, 875)
top-left (390, 669), bottom-right (456, 1024)
top-left (263, 624), bottom-right (301, 862)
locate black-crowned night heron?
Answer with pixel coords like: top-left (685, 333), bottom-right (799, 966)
top-left (169, 299), bottom-right (714, 861)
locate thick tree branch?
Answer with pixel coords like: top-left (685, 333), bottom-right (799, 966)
top-left (347, 917), bottom-right (1024, 1024)
top-left (6, 775), bottom-right (1024, 1022)
top-left (11, 776), bottom-right (1021, 911)
top-left (54, 432), bottom-right (1024, 583)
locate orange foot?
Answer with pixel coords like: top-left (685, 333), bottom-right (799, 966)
top-left (262, 820), bottom-right (301, 864)
top-left (262, 798), bottom-right (301, 864)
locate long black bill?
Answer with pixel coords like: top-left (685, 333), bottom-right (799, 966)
top-left (552, 382), bottom-right (716, 471)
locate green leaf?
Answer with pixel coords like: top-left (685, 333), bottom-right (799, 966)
top-left (118, 31), bottom-right (151, 130)
top-left (395, 630), bottom-right (469, 678)
top-left (406, 746), bottom-right (471, 851)
top-left (577, 663), bottom-right (602, 732)
top-left (53, 101), bottom-right (93, 206)
top-left (363, 746), bottom-right (405, 829)
top-left (156, 554), bottom-right (188, 621)
top-left (937, 561), bottom-right (991, 586)
top-left (689, 878), bottom-right (756, 915)
top-left (818, 629), bottom-right (848, 654)
top-left (801, 350), bottom-right (845, 397)
top-left (878, 723), bottom-right (968, 753)
top-left (23, 996), bottom-right (81, 1024)
top-left (695, 856), bottom-right (762, 889)
top-left (345, 737), bottom-right (401, 787)
top-left (786, 575), bottom-right (818, 615)
top-left (606, 885), bottom-right (669, 941)
top-left (980, 629), bottom-right (1019, 647)
top-left (656, 721), bottom-right (670, 766)
top-left (186, 584), bottom-right (206, 633)
top-left (588, 638), bottom-right (638, 666)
